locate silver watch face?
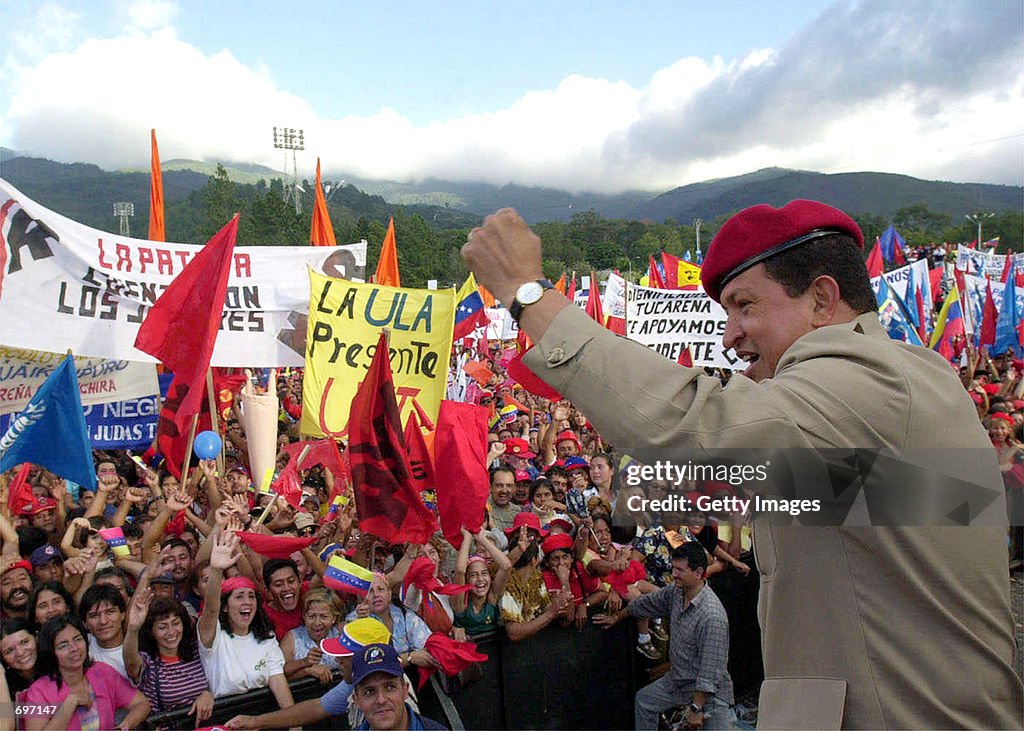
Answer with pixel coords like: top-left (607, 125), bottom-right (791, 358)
top-left (516, 280), bottom-right (544, 305)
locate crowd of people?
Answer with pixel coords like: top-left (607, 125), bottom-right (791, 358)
top-left (0, 200), bottom-right (1021, 730)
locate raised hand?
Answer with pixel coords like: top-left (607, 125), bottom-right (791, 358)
top-left (210, 531), bottom-right (240, 571)
top-left (165, 488), bottom-right (191, 513)
top-left (126, 586), bottom-right (153, 631)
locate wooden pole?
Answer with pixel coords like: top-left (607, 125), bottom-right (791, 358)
top-left (181, 413), bottom-right (200, 488)
top-left (205, 369), bottom-right (224, 476)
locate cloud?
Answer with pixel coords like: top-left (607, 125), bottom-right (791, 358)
top-left (1, 0), bottom-right (1020, 194)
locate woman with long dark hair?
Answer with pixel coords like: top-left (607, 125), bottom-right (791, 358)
top-left (22, 614), bottom-right (149, 731)
top-left (197, 531), bottom-right (295, 710)
top-left (26, 582), bottom-right (75, 634)
top-left (0, 618), bottom-right (36, 697)
top-left (123, 588), bottom-right (213, 722)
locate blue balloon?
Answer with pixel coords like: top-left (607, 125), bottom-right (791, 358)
top-left (193, 430), bottom-right (223, 460)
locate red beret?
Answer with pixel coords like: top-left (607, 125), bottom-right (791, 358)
top-left (702, 199), bottom-right (864, 302)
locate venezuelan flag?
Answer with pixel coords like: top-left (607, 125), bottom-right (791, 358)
top-left (323, 554), bottom-right (374, 596)
top-left (929, 285), bottom-right (964, 363)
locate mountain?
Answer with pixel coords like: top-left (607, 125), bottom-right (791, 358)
top-left (633, 168), bottom-right (1021, 223)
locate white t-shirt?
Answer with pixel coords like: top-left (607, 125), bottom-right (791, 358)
top-left (198, 623), bottom-right (285, 698)
top-left (88, 635), bottom-right (130, 681)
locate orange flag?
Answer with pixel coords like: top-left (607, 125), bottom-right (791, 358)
top-left (375, 217), bottom-right (401, 286)
top-left (148, 129), bottom-right (165, 241)
top-left (554, 272), bottom-right (566, 295)
top-left (478, 285), bottom-right (496, 308)
top-left (310, 158), bottom-right (337, 246)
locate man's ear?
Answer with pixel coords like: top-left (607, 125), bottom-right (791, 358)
top-left (809, 276), bottom-right (842, 327)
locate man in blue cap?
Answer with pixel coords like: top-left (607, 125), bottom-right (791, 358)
top-left (350, 643), bottom-right (446, 731)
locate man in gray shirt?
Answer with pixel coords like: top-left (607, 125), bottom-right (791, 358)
top-left (597, 541), bottom-right (734, 730)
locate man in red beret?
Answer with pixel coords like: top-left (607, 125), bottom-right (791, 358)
top-left (463, 203), bottom-right (1021, 729)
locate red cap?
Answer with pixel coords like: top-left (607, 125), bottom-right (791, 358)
top-left (32, 497), bottom-right (57, 515)
top-left (514, 469), bottom-right (533, 483)
top-left (555, 430), bottom-right (581, 448)
top-left (702, 200), bottom-right (864, 302)
top-left (541, 533), bottom-right (574, 555)
top-left (3, 559), bottom-right (32, 576)
top-left (505, 511), bottom-right (548, 538)
top-left (983, 383), bottom-right (1001, 395)
top-left (503, 438), bottom-right (536, 459)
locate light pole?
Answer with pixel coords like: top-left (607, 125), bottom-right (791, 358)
top-left (272, 126), bottom-right (305, 215)
top-left (693, 218), bottom-right (703, 259)
top-left (113, 202), bottom-right (134, 237)
top-left (965, 212), bottom-right (995, 249)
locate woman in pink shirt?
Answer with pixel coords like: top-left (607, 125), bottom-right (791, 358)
top-left (22, 615), bottom-right (149, 731)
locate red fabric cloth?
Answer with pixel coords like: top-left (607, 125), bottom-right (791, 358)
top-left (164, 510), bottom-right (186, 536)
top-left (348, 332), bottom-right (437, 545)
top-left (403, 556), bottom-right (471, 597)
top-left (542, 562), bottom-right (600, 605)
top-left (404, 411), bottom-right (435, 493)
top-left (585, 272), bottom-right (604, 325)
top-left (137, 217), bottom-right (239, 478)
top-left (418, 633), bottom-right (488, 690)
top-left (604, 559), bottom-right (648, 597)
top-left (980, 281), bottom-right (999, 348)
top-left (865, 241), bottom-right (885, 279)
top-left (236, 531), bottom-right (317, 559)
top-left (433, 401), bottom-right (491, 550)
top-left (6, 463), bottom-right (33, 515)
top-left (507, 350), bottom-right (563, 400)
top-left (648, 255), bottom-right (666, 289)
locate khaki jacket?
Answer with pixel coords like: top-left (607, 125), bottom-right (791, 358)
top-left (525, 305), bottom-right (1023, 729)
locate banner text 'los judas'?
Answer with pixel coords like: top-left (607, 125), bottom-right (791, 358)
top-left (301, 272), bottom-right (454, 438)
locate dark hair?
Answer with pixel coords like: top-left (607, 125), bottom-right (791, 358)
top-left (1, 618), bottom-right (36, 692)
top-left (122, 523), bottom-right (143, 541)
top-left (78, 583), bottom-right (126, 621)
top-left (546, 466), bottom-right (569, 483)
top-left (262, 558), bottom-right (299, 588)
top-left (761, 233), bottom-right (876, 314)
top-left (490, 466), bottom-right (516, 485)
top-left (671, 541), bottom-right (709, 575)
top-left (219, 585), bottom-right (275, 642)
top-left (161, 537), bottom-right (191, 554)
top-left (528, 478), bottom-right (554, 502)
top-left (140, 598), bottom-right (198, 663)
top-left (35, 614), bottom-right (92, 686)
top-left (27, 582), bottom-right (75, 633)
top-left (16, 526), bottom-right (48, 559)
top-left (94, 566), bottom-right (132, 595)
top-left (512, 542), bottom-right (539, 569)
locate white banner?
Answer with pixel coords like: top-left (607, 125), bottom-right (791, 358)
top-left (0, 346), bottom-right (158, 414)
top-left (0, 179), bottom-right (366, 367)
top-left (870, 259), bottom-right (934, 314)
top-left (484, 307), bottom-right (519, 340)
top-left (603, 273), bottom-right (626, 321)
top-left (625, 284), bottom-right (738, 369)
top-left (956, 245), bottom-right (1022, 279)
top-left (962, 274), bottom-right (1024, 335)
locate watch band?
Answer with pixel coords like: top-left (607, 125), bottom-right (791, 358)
top-left (509, 279), bottom-right (554, 322)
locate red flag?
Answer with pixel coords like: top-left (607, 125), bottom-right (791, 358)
top-left (418, 633), bottom-right (487, 691)
top-left (508, 350), bottom-right (563, 401)
top-left (236, 532), bottom-right (318, 559)
top-left (148, 129), bottom-right (165, 242)
top-left (6, 463), bottom-right (34, 515)
top-left (155, 371), bottom-right (243, 479)
top-left (135, 216), bottom-right (238, 473)
top-left (310, 158), bottom-right (337, 247)
top-left (661, 252), bottom-right (680, 288)
top-left (929, 266), bottom-right (944, 305)
top-left (348, 332), bottom-right (437, 545)
top-left (677, 345), bottom-right (694, 368)
top-left (404, 411), bottom-right (435, 493)
top-left (375, 217), bottom-right (401, 287)
top-left (566, 274), bottom-right (576, 302)
top-left (433, 401), bottom-right (490, 550)
top-left (1001, 253), bottom-right (1015, 284)
top-left (865, 240), bottom-right (884, 278)
top-left (585, 271), bottom-right (604, 325)
top-left (647, 255), bottom-right (666, 289)
top-left (915, 285), bottom-right (928, 344)
top-left (213, 371), bottom-right (247, 426)
top-left (980, 280), bottom-right (998, 348)
top-left (282, 439), bottom-right (346, 477)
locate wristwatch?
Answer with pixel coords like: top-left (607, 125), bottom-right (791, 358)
top-left (509, 279), bottom-right (554, 322)
top-left (688, 703), bottom-right (704, 714)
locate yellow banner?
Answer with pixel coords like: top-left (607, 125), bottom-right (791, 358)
top-left (301, 272), bottom-right (455, 438)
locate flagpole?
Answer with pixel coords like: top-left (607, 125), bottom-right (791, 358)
top-left (181, 414), bottom-right (200, 488)
top-left (205, 369), bottom-right (224, 476)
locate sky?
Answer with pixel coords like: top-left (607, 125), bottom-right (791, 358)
top-left (0, 0), bottom-right (1021, 194)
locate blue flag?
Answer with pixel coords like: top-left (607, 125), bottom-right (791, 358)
top-left (993, 281), bottom-right (1024, 357)
top-left (452, 273), bottom-right (487, 340)
top-left (683, 250), bottom-right (693, 262)
top-left (0, 355), bottom-right (97, 489)
top-left (875, 276), bottom-right (923, 346)
top-left (879, 226), bottom-right (906, 265)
